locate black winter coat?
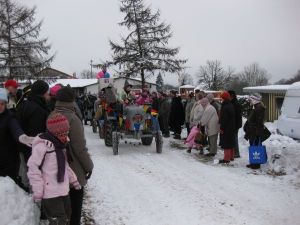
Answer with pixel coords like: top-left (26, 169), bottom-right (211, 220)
top-left (0, 109), bottom-right (23, 176)
top-left (243, 103), bottom-right (265, 141)
top-left (219, 100), bottom-right (236, 149)
top-left (16, 94), bottom-right (50, 160)
top-left (17, 93), bottom-right (50, 136)
top-left (231, 99), bottom-right (243, 131)
top-left (169, 97), bottom-right (185, 128)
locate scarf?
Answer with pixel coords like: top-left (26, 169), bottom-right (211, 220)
top-left (39, 131), bottom-right (66, 183)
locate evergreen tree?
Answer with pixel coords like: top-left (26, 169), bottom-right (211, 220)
top-left (0, 0), bottom-right (54, 79)
top-left (156, 73), bottom-right (164, 92)
top-left (109, 0), bottom-right (186, 87)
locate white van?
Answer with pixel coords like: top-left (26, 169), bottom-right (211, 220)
top-left (277, 81), bottom-right (300, 139)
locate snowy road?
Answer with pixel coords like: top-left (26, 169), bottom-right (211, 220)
top-left (84, 126), bottom-right (300, 225)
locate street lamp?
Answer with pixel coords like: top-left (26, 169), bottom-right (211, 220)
top-left (90, 60), bottom-right (93, 78)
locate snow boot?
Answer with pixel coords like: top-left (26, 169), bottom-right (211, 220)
top-left (246, 164), bottom-right (261, 169)
top-left (219, 159), bottom-right (230, 164)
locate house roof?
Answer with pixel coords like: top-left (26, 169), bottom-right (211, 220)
top-left (36, 67), bottom-right (75, 79)
top-left (114, 77), bottom-right (157, 86)
top-left (50, 79), bottom-right (98, 88)
top-left (179, 85), bottom-right (195, 89)
top-left (243, 85), bottom-right (290, 94)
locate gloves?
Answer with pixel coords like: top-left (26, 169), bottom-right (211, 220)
top-left (71, 181), bottom-right (82, 190)
top-left (86, 171), bottom-right (92, 180)
top-left (19, 134), bottom-right (34, 147)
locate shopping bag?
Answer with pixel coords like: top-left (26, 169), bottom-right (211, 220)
top-left (194, 131), bottom-right (207, 145)
top-left (249, 142), bottom-right (267, 164)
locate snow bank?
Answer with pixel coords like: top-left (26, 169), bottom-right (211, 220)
top-left (0, 177), bottom-right (40, 225)
top-left (237, 121), bottom-right (300, 177)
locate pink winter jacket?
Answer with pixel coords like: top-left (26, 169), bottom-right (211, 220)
top-left (27, 136), bottom-right (78, 200)
top-left (185, 126), bottom-right (201, 148)
top-left (135, 95), bottom-right (152, 105)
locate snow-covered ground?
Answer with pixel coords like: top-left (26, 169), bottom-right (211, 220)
top-left (85, 123), bottom-right (300, 225)
top-left (1, 121), bottom-right (299, 225)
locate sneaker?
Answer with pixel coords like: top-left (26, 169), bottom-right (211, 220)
top-left (163, 134), bottom-right (170, 138)
top-left (219, 159), bottom-right (230, 164)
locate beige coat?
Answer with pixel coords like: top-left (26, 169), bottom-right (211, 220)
top-left (190, 101), bottom-right (204, 127)
top-left (200, 104), bottom-right (220, 136)
top-left (54, 101), bottom-right (94, 186)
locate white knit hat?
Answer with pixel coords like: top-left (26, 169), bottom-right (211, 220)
top-left (0, 88), bottom-right (8, 102)
top-left (249, 93), bottom-right (262, 105)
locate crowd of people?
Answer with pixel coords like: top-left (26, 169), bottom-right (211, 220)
top-left (0, 78), bottom-right (270, 224)
top-left (0, 79), bottom-right (93, 225)
top-left (111, 83), bottom-right (269, 169)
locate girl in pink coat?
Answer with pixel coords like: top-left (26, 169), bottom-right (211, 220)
top-left (185, 125), bottom-right (202, 153)
top-left (27, 112), bottom-right (81, 225)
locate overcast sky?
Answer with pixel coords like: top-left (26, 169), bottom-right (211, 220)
top-left (20, 0), bottom-right (300, 85)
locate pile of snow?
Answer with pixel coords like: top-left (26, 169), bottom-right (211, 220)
top-left (235, 121), bottom-right (300, 177)
top-left (0, 177), bottom-right (40, 225)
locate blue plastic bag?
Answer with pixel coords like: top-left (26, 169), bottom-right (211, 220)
top-left (249, 141), bottom-right (267, 164)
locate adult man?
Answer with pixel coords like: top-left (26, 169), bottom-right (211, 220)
top-left (228, 90), bottom-right (242, 158)
top-left (158, 93), bottom-right (171, 137)
top-left (16, 80), bottom-right (50, 161)
top-left (4, 79), bottom-right (22, 111)
top-left (169, 90), bottom-right (184, 139)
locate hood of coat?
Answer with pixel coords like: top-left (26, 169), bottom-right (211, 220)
top-left (32, 135), bottom-right (55, 151)
top-left (55, 101), bottom-right (76, 112)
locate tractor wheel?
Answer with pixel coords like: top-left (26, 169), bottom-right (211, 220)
top-left (141, 136), bottom-right (153, 146)
top-left (92, 121), bottom-right (97, 133)
top-left (155, 132), bottom-right (163, 154)
top-left (99, 125), bottom-right (104, 139)
top-left (104, 121), bottom-right (114, 147)
top-left (112, 131), bottom-right (119, 155)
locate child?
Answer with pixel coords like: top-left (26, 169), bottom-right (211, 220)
top-left (185, 125), bottom-right (203, 154)
top-left (27, 112), bottom-right (81, 225)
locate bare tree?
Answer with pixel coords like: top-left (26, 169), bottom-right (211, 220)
top-left (197, 60), bottom-right (234, 90)
top-left (240, 63), bottom-right (269, 86)
top-left (178, 72), bottom-right (193, 86)
top-left (275, 69), bottom-right (300, 84)
top-left (0, 0), bottom-right (54, 79)
top-left (80, 70), bottom-right (96, 79)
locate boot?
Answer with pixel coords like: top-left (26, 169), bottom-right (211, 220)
top-left (219, 159), bottom-right (230, 164)
top-left (246, 164), bottom-right (261, 169)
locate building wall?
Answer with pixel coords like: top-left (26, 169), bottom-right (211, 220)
top-left (262, 93), bottom-right (285, 122)
top-left (113, 79), bottom-right (157, 95)
top-left (85, 84), bottom-right (98, 95)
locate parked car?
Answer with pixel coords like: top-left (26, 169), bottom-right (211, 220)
top-left (277, 81), bottom-right (300, 139)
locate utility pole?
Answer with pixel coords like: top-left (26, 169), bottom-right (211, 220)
top-left (90, 60), bottom-right (93, 78)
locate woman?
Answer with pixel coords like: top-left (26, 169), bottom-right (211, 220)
top-left (219, 91), bottom-right (236, 163)
top-left (243, 93), bottom-right (269, 169)
top-left (54, 86), bottom-right (94, 225)
top-left (200, 98), bottom-right (220, 157)
top-left (0, 88), bottom-right (33, 189)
